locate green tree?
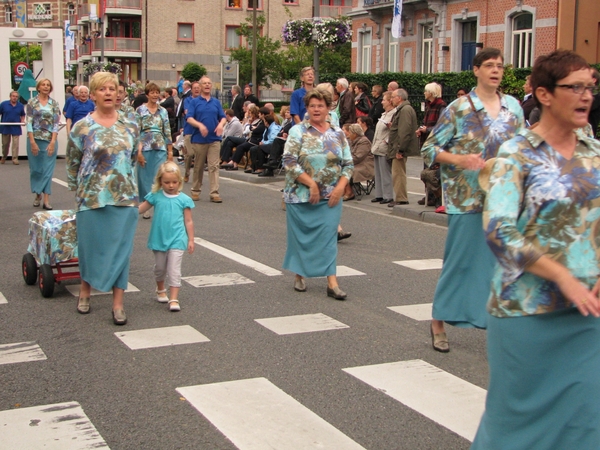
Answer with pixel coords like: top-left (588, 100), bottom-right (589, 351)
top-left (181, 62), bottom-right (207, 82)
top-left (228, 15), bottom-right (287, 88)
top-left (10, 42), bottom-right (42, 89)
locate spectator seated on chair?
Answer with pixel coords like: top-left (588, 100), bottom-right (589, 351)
top-left (222, 106), bottom-right (267, 170)
top-left (220, 105), bottom-right (259, 168)
top-left (262, 109), bottom-right (294, 174)
top-left (249, 114), bottom-right (282, 175)
top-left (342, 123), bottom-right (374, 201)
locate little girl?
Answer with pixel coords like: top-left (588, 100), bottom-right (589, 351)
top-left (139, 161), bottom-right (195, 311)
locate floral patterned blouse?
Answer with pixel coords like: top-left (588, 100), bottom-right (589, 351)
top-left (282, 121), bottom-right (353, 204)
top-left (421, 90), bottom-right (524, 214)
top-left (26, 97), bottom-right (60, 142)
top-left (66, 113), bottom-right (140, 212)
top-left (483, 129), bottom-right (600, 317)
top-left (136, 104), bottom-right (172, 152)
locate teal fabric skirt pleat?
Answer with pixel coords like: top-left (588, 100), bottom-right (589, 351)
top-left (27, 139), bottom-right (58, 195)
top-left (283, 201), bottom-right (342, 278)
top-left (76, 206), bottom-right (138, 292)
top-left (472, 309), bottom-right (600, 450)
top-left (137, 149), bottom-right (166, 200)
top-left (432, 213), bottom-right (495, 329)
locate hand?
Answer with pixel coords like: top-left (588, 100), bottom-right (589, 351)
top-left (214, 123), bottom-right (224, 137)
top-left (30, 142), bottom-right (39, 156)
top-left (327, 186), bottom-right (344, 207)
top-left (199, 122), bottom-right (208, 137)
top-left (308, 183), bottom-right (320, 205)
top-left (47, 141), bottom-right (55, 156)
top-left (395, 153), bottom-right (404, 160)
top-left (459, 153), bottom-right (486, 170)
top-left (188, 241), bottom-right (195, 254)
top-left (416, 129), bottom-right (422, 137)
top-left (137, 154), bottom-right (146, 167)
top-left (557, 272), bottom-right (600, 317)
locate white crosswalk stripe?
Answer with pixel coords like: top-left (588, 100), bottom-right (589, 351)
top-left (388, 303), bottom-right (433, 321)
top-left (0, 401), bottom-right (109, 449)
top-left (393, 259), bottom-right (444, 270)
top-left (177, 377), bottom-right (366, 449)
top-left (0, 341), bottom-right (47, 366)
top-left (183, 272), bottom-right (254, 288)
top-left (65, 282), bottom-right (139, 297)
top-left (115, 325), bottom-right (210, 350)
top-left (343, 359), bottom-right (486, 442)
top-left (255, 313), bottom-right (349, 335)
top-left (0, 292), bottom-right (7, 304)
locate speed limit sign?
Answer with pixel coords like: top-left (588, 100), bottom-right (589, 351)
top-left (14, 62), bottom-right (29, 76)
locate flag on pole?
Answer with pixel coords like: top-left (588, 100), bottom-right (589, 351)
top-left (391, 0), bottom-right (403, 39)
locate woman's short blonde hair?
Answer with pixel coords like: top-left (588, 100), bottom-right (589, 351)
top-left (152, 161), bottom-right (183, 193)
top-left (303, 88), bottom-right (332, 109)
top-left (316, 82), bottom-right (334, 97)
top-left (424, 82), bottom-right (442, 99)
top-left (36, 78), bottom-right (53, 93)
top-left (247, 104), bottom-right (260, 119)
top-left (348, 123), bottom-right (364, 137)
top-left (89, 72), bottom-right (118, 93)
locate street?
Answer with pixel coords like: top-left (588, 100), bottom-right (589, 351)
top-left (0, 157), bottom-right (488, 450)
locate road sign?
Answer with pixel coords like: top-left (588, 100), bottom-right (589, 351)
top-left (14, 62), bottom-right (29, 77)
top-left (14, 76), bottom-right (23, 83)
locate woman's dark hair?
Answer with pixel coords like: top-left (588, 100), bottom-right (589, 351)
top-left (531, 49), bottom-right (590, 108)
top-left (357, 116), bottom-right (373, 128)
top-left (145, 82), bottom-right (160, 95)
top-left (473, 48), bottom-right (503, 67)
top-left (304, 88), bottom-right (332, 108)
top-left (355, 82), bottom-right (369, 93)
top-left (264, 114), bottom-right (275, 125)
top-left (258, 106), bottom-right (270, 116)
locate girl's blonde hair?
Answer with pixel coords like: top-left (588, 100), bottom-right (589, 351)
top-left (152, 161), bottom-right (183, 193)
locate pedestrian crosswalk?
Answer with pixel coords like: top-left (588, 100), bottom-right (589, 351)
top-left (115, 325), bottom-right (210, 350)
top-left (255, 312), bottom-right (349, 335)
top-left (0, 291), bottom-right (7, 304)
top-left (0, 341), bottom-right (47, 366)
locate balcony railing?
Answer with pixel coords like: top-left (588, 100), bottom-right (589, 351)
top-left (91, 37), bottom-right (142, 52)
top-left (320, 5), bottom-right (352, 17)
top-left (363, 0), bottom-right (392, 6)
top-left (79, 43), bottom-right (91, 56)
top-left (105, 0), bottom-right (142, 10)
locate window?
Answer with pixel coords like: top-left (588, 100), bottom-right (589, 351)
top-left (320, 0), bottom-right (350, 4)
top-left (283, 0), bottom-right (298, 4)
top-left (227, 0), bottom-right (241, 8)
top-left (177, 23), bottom-right (194, 42)
top-left (67, 3), bottom-right (75, 21)
top-left (511, 13), bottom-right (533, 68)
top-left (359, 31), bottom-right (371, 73)
top-left (386, 29), bottom-right (399, 72)
top-left (226, 26), bottom-right (241, 49)
top-left (248, 0), bottom-right (262, 9)
top-left (5, 5), bottom-right (12, 23)
top-left (420, 23), bottom-right (433, 74)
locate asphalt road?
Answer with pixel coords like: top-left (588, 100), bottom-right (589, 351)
top-left (0, 157), bottom-right (488, 450)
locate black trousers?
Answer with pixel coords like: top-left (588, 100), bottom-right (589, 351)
top-left (220, 136), bottom-right (246, 162)
top-left (232, 141), bottom-right (258, 164)
top-left (250, 144), bottom-right (270, 171)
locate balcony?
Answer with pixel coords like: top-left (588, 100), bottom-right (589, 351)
top-left (319, 5), bottom-right (352, 18)
top-left (77, 43), bottom-right (91, 62)
top-left (363, 0), bottom-right (392, 5)
top-left (77, 4), bottom-right (91, 24)
top-left (91, 37), bottom-right (142, 58)
top-left (105, 0), bottom-right (142, 16)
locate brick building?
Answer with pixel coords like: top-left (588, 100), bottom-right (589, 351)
top-left (348, 0), bottom-right (600, 74)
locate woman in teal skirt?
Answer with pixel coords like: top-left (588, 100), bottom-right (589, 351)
top-left (473, 50), bottom-right (600, 449)
top-left (26, 78), bottom-right (61, 210)
top-left (136, 82), bottom-right (173, 219)
top-left (282, 88), bottom-right (353, 299)
top-left (67, 72), bottom-right (141, 326)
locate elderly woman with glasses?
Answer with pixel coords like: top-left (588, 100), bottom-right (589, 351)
top-left (472, 49), bottom-right (600, 450)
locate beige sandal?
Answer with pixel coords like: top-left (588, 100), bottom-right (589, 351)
top-left (156, 289), bottom-right (168, 303)
top-left (169, 300), bottom-right (181, 312)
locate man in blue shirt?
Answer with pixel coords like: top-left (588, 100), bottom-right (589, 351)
top-left (63, 85), bottom-right (79, 115)
top-left (65, 86), bottom-right (95, 134)
top-left (0, 91), bottom-right (26, 164)
top-left (186, 76), bottom-right (226, 203)
top-left (290, 66), bottom-right (315, 124)
top-left (181, 81), bottom-right (201, 182)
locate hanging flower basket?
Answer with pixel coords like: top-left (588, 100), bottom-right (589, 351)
top-left (282, 18), bottom-right (352, 50)
top-left (83, 62), bottom-right (123, 76)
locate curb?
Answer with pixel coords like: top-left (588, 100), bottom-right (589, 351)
top-left (390, 204), bottom-right (448, 227)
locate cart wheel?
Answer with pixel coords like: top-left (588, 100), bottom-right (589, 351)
top-left (39, 264), bottom-right (55, 298)
top-left (22, 253), bottom-right (38, 285)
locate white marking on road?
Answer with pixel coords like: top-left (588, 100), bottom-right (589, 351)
top-left (388, 303), bottom-right (433, 321)
top-left (115, 325), bottom-right (210, 350)
top-left (343, 359), bottom-right (486, 442)
top-left (336, 265), bottom-right (366, 276)
top-left (255, 313), bottom-right (349, 335)
top-left (183, 273), bottom-right (254, 288)
top-left (194, 237), bottom-right (282, 276)
top-left (65, 282), bottom-right (139, 297)
top-left (52, 177), bottom-right (68, 188)
top-left (394, 259), bottom-right (443, 270)
top-left (0, 401), bottom-right (109, 449)
top-left (177, 377), bottom-right (366, 449)
top-left (0, 341), bottom-right (47, 366)
top-left (0, 292), bottom-right (7, 304)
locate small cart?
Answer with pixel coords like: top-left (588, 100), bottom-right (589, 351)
top-left (22, 210), bottom-right (80, 298)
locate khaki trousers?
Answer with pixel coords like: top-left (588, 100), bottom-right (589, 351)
top-left (2, 134), bottom-right (20, 160)
top-left (191, 141), bottom-right (220, 198)
top-left (392, 156), bottom-right (408, 202)
top-left (183, 135), bottom-right (193, 177)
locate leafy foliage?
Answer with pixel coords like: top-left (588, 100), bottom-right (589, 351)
top-left (282, 18), bottom-right (352, 50)
top-left (10, 42), bottom-right (42, 89)
top-left (181, 62), bottom-right (207, 82)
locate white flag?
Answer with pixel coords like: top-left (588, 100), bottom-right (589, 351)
top-left (391, 0), bottom-right (403, 39)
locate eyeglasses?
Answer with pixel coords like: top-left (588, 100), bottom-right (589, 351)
top-left (554, 84), bottom-right (599, 95)
top-left (478, 63), bottom-right (504, 70)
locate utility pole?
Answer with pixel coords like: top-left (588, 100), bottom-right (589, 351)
top-left (313, 0), bottom-right (319, 84)
top-left (251, 1), bottom-right (257, 98)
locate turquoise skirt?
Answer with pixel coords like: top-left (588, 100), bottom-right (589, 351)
top-left (27, 139), bottom-right (58, 195)
top-left (283, 201), bottom-right (342, 278)
top-left (472, 309), bottom-right (600, 450)
top-left (76, 206), bottom-right (138, 292)
top-left (432, 213), bottom-right (495, 329)
top-left (137, 149), bottom-right (166, 201)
